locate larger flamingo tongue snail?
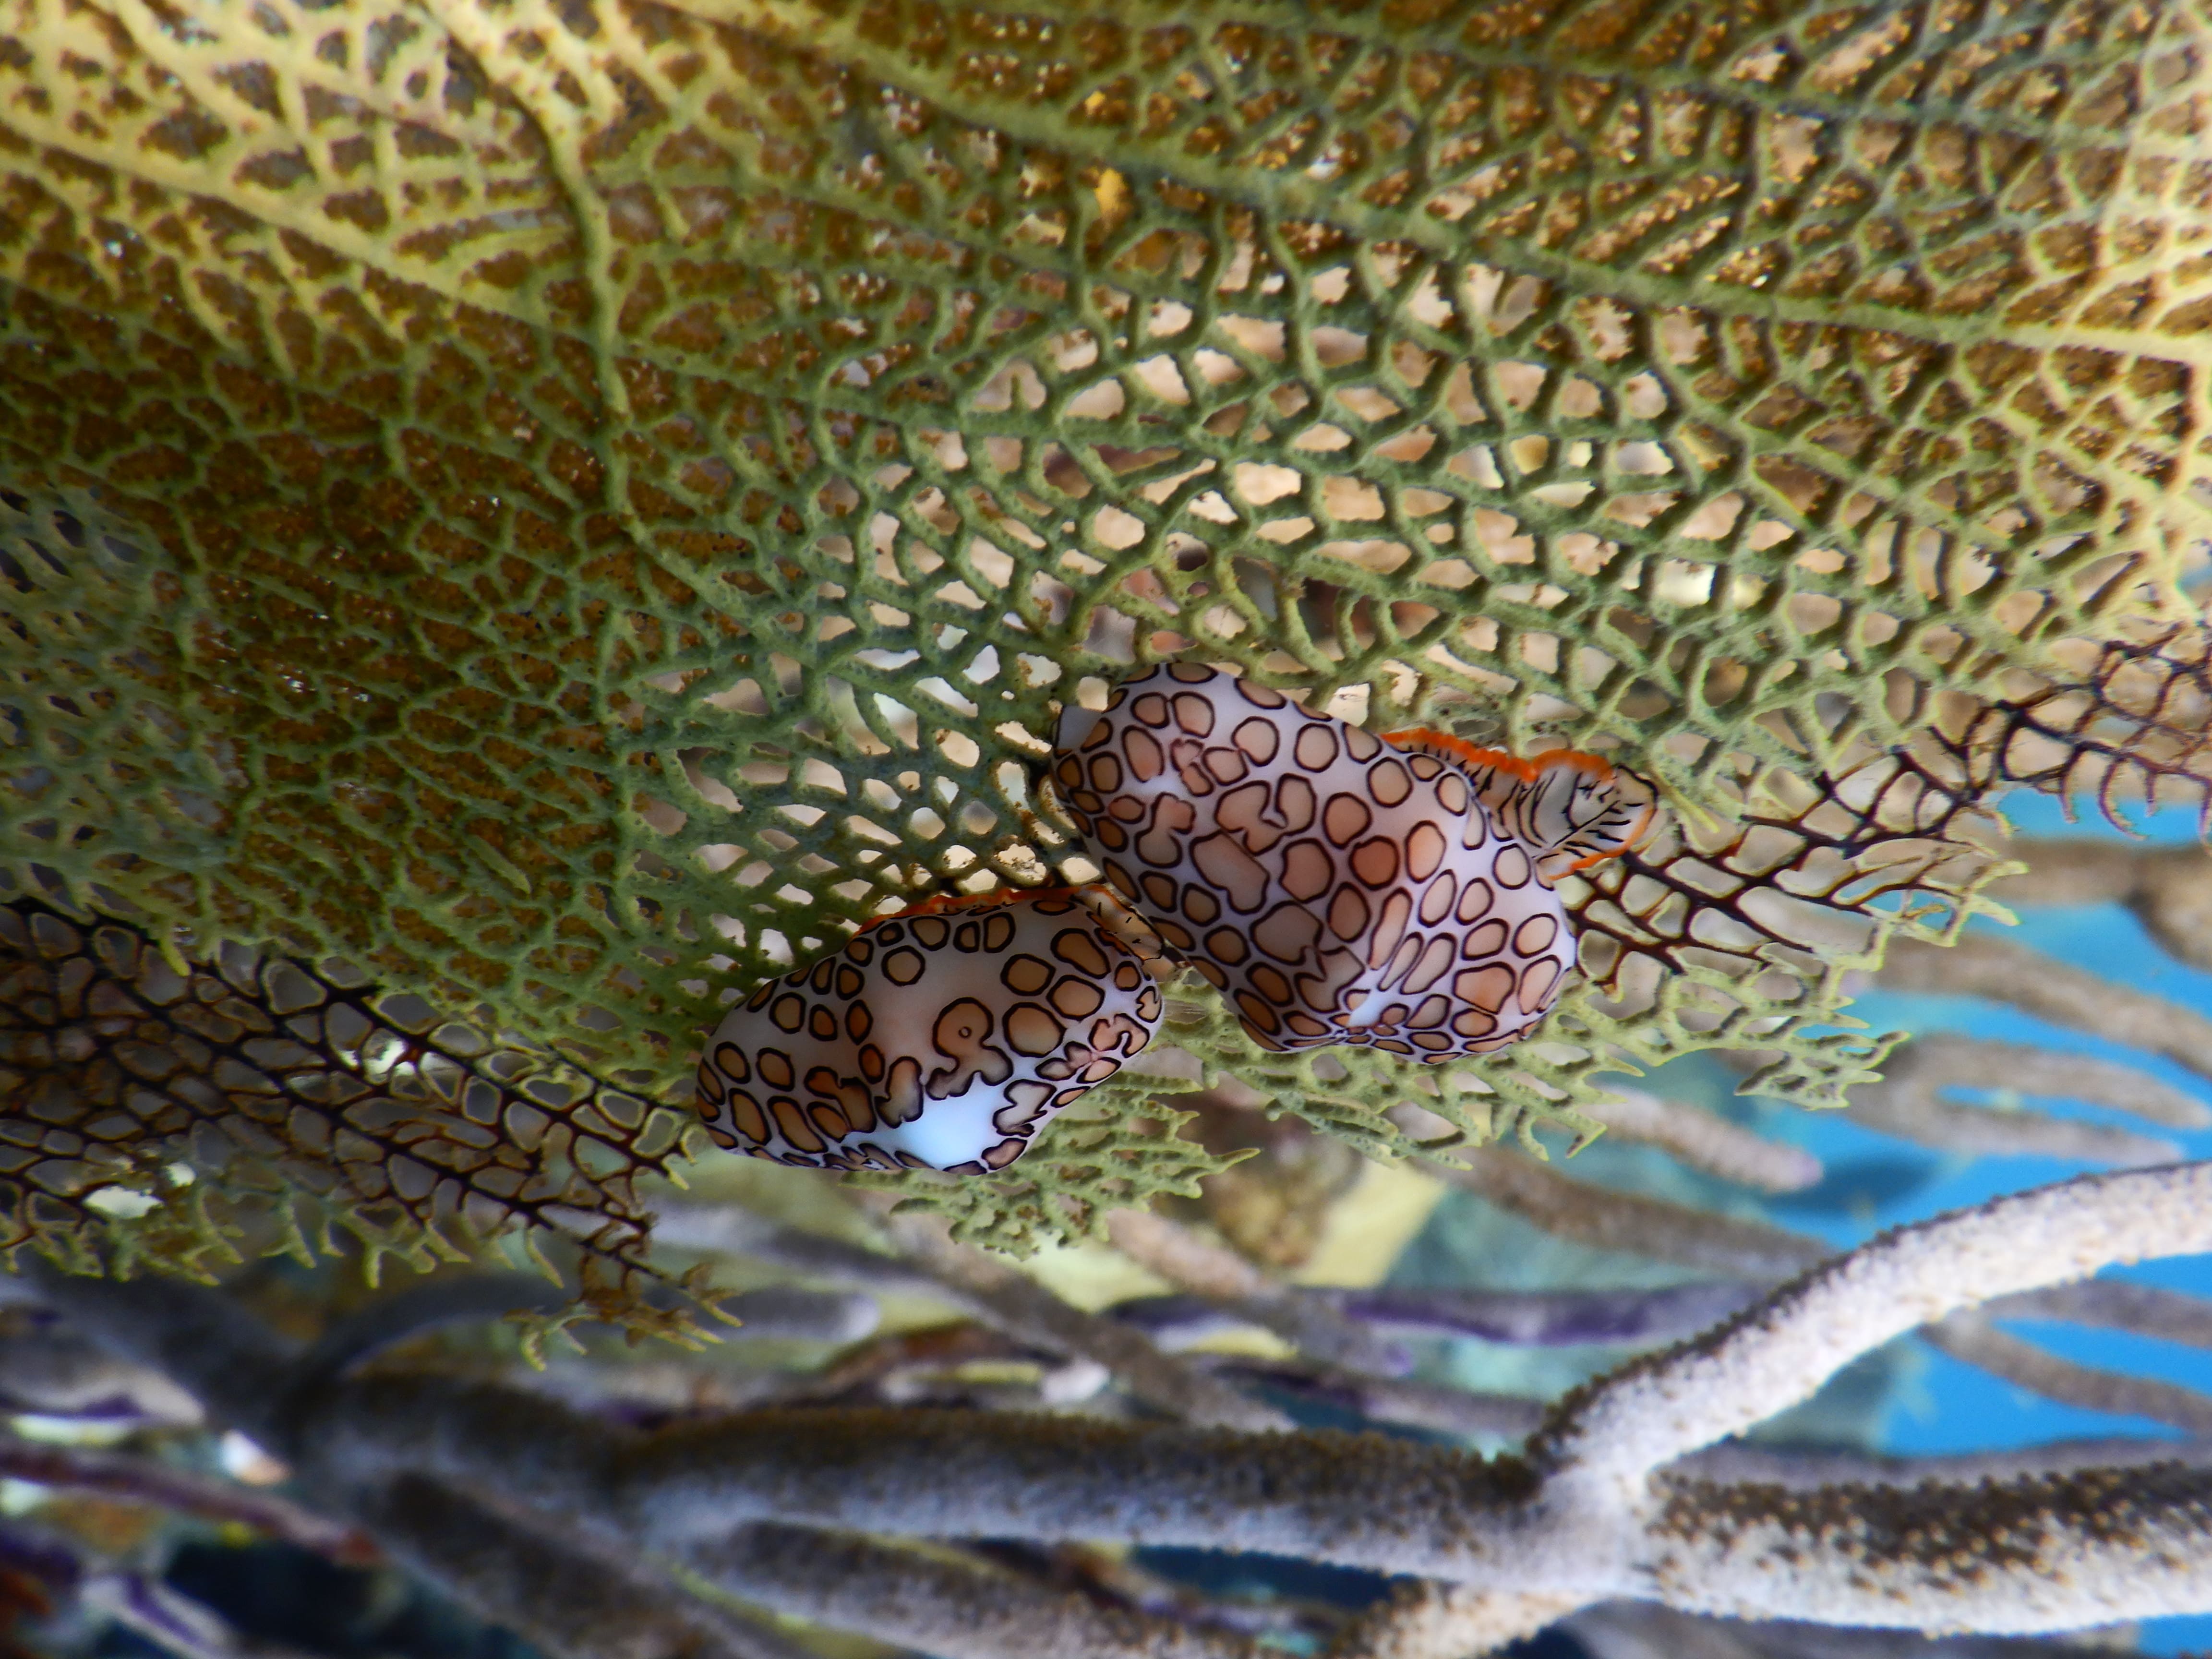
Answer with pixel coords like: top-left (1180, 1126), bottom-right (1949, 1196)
top-left (1049, 663), bottom-right (1655, 1061)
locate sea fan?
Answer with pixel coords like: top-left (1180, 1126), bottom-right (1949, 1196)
top-left (4, 0), bottom-right (2212, 1254)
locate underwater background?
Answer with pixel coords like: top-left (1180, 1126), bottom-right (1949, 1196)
top-left (18, 793), bottom-right (2212, 1659)
top-left (1385, 788), bottom-right (2212, 1656)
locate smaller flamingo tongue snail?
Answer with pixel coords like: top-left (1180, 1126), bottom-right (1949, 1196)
top-left (694, 888), bottom-right (1169, 1173)
top-left (1048, 663), bottom-right (1655, 1061)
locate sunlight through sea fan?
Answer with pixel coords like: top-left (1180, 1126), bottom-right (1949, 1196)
top-left (5, 0), bottom-right (2212, 1250)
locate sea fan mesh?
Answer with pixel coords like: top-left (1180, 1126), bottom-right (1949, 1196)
top-left (0, 898), bottom-right (695, 1305)
top-left (5, 0), bottom-right (2212, 1251)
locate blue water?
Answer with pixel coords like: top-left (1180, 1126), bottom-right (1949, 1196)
top-left (1401, 793), bottom-right (2212, 1649)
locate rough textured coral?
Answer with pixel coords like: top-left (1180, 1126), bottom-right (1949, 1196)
top-left (4, 0), bottom-right (2212, 1248)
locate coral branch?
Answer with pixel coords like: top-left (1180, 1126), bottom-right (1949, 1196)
top-left (20, 1262), bottom-right (299, 1445)
top-left (1565, 1599), bottom-right (2150, 1659)
top-left (1193, 1359), bottom-right (1547, 1441)
top-left (1880, 937), bottom-right (2212, 1082)
top-left (1986, 841), bottom-right (2164, 908)
top-left (1582, 1091), bottom-right (1822, 1194)
top-left (23, 1165), bottom-right (2212, 1648)
top-left (0, 1317), bottom-right (202, 1423)
top-left (716, 1288), bottom-right (881, 1344)
top-left (1845, 1035), bottom-right (2206, 1164)
top-left (1998, 1279), bottom-right (2212, 1348)
top-left (649, 1202), bottom-right (963, 1307)
top-left (882, 1212), bottom-right (1289, 1431)
top-left (655, 1199), bottom-right (1279, 1428)
top-left (685, 1523), bottom-right (1262, 1659)
top-left (357, 1475), bottom-right (813, 1659)
top-left (1922, 1313), bottom-right (2212, 1436)
top-left (1329, 1584), bottom-right (1583, 1659)
top-left (0, 1431), bottom-right (367, 1559)
top-left (1535, 1164), bottom-right (2212, 1487)
top-left (1642, 1465), bottom-right (2212, 1632)
top-left (1105, 1208), bottom-right (1410, 1375)
top-left (1444, 1151), bottom-right (1826, 1278)
top-left (290, 1274), bottom-right (572, 1395)
top-left (1992, 840), bottom-right (2212, 977)
top-left (1328, 1284), bottom-right (1767, 1348)
top-left (1116, 1280), bottom-right (1763, 1354)
top-left (1677, 1436), bottom-right (2212, 1490)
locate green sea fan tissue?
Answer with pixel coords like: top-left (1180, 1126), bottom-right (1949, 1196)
top-left (3, 0), bottom-right (2211, 1256)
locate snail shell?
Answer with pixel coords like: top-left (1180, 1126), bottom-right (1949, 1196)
top-left (694, 889), bottom-right (1167, 1172)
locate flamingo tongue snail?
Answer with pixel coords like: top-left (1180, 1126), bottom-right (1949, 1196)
top-left (692, 887), bottom-right (1170, 1173)
top-left (693, 665), bottom-right (1655, 1174)
top-left (1048, 663), bottom-right (1655, 1061)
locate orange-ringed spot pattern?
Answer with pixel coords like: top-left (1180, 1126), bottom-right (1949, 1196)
top-left (1050, 663), bottom-right (1656, 1062)
top-left (694, 887), bottom-right (1170, 1173)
